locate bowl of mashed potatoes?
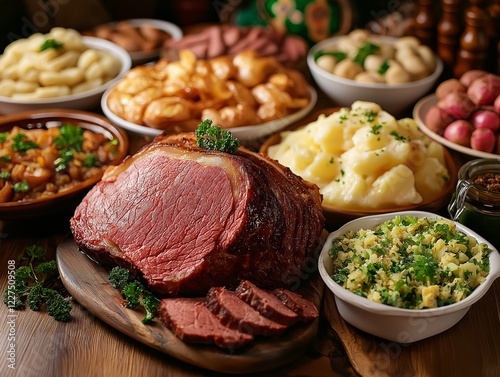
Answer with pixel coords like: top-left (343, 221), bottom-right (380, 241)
top-left (260, 101), bottom-right (458, 226)
top-left (318, 211), bottom-right (500, 342)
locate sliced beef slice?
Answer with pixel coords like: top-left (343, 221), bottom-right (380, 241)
top-left (206, 286), bottom-right (287, 337)
top-left (272, 288), bottom-right (319, 322)
top-left (235, 280), bottom-right (300, 326)
top-left (159, 297), bottom-right (253, 350)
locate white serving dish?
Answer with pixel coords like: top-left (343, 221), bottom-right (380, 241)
top-left (0, 37), bottom-right (132, 115)
top-left (93, 18), bottom-right (183, 66)
top-left (318, 210), bottom-right (500, 343)
top-left (101, 85), bottom-right (317, 142)
top-left (307, 36), bottom-right (443, 116)
top-left (414, 94), bottom-right (500, 159)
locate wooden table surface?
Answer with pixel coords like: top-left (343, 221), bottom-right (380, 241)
top-left (1, 86), bottom-right (500, 377)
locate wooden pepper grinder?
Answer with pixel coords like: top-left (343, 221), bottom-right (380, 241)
top-left (453, 0), bottom-right (490, 78)
top-left (437, 0), bottom-right (464, 77)
top-left (414, 0), bottom-right (438, 48)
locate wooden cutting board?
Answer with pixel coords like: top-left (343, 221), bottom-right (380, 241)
top-left (56, 234), bottom-right (325, 374)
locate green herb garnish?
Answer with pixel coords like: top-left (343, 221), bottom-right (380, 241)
top-left (195, 119), bottom-right (240, 153)
top-left (40, 38), bottom-right (63, 51)
top-left (378, 60), bottom-right (390, 75)
top-left (353, 41), bottom-right (380, 67)
top-left (12, 133), bottom-right (39, 153)
top-left (3, 245), bottom-right (71, 321)
top-left (313, 50), bottom-right (347, 62)
top-left (108, 267), bottom-right (160, 324)
top-left (53, 124), bottom-right (84, 172)
top-left (13, 180), bottom-right (30, 192)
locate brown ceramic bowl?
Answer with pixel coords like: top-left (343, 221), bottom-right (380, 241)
top-left (0, 109), bottom-right (129, 220)
top-left (260, 108), bottom-right (459, 227)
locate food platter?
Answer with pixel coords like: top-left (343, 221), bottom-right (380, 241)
top-left (413, 94), bottom-right (500, 159)
top-left (56, 234), bottom-right (325, 374)
top-left (101, 85), bottom-right (317, 141)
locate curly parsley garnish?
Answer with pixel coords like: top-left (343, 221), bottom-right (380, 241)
top-left (195, 119), bottom-right (240, 153)
top-left (40, 38), bottom-right (63, 51)
top-left (3, 245), bottom-right (71, 321)
top-left (108, 267), bottom-right (160, 324)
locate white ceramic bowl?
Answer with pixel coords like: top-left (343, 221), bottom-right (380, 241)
top-left (88, 18), bottom-right (183, 66)
top-left (307, 36), bottom-right (443, 116)
top-left (318, 210), bottom-right (500, 343)
top-left (101, 85), bottom-right (317, 142)
top-left (0, 36), bottom-right (132, 115)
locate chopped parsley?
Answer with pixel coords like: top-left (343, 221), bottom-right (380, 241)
top-left (377, 60), bottom-right (390, 75)
top-left (353, 41), bottom-right (380, 67)
top-left (370, 125), bottom-right (382, 135)
top-left (12, 133), bottom-right (39, 153)
top-left (391, 131), bottom-right (407, 142)
top-left (313, 50), bottom-right (347, 62)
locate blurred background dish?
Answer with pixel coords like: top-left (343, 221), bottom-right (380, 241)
top-left (260, 106), bottom-right (458, 227)
top-left (84, 18), bottom-right (183, 66)
top-left (0, 36), bottom-right (132, 115)
top-left (414, 94), bottom-right (500, 159)
top-left (102, 84), bottom-right (317, 142)
top-left (307, 33), bottom-right (443, 116)
top-left (318, 210), bottom-right (500, 342)
top-left (0, 109), bottom-right (129, 220)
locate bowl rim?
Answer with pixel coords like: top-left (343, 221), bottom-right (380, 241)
top-left (0, 108), bottom-right (129, 213)
top-left (307, 35), bottom-right (444, 90)
top-left (101, 83), bottom-right (318, 140)
top-left (88, 18), bottom-right (183, 62)
top-left (319, 210), bottom-right (500, 317)
top-left (260, 107), bottom-right (459, 216)
top-left (0, 36), bottom-right (132, 105)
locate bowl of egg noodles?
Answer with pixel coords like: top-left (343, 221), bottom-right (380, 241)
top-left (0, 27), bottom-right (131, 114)
top-left (318, 211), bottom-right (500, 342)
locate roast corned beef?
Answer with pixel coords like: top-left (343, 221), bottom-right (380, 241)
top-left (70, 133), bottom-right (325, 296)
top-left (235, 280), bottom-right (300, 326)
top-left (159, 298), bottom-right (253, 350)
top-left (272, 288), bottom-right (319, 322)
top-left (206, 286), bottom-right (287, 336)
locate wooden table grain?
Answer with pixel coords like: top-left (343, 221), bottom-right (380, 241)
top-left (1, 83), bottom-right (500, 376)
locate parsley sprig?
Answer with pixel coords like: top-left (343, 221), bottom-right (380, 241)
top-left (108, 267), bottom-right (160, 324)
top-left (3, 245), bottom-right (72, 321)
top-left (195, 120), bottom-right (240, 153)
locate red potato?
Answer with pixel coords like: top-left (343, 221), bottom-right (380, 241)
top-left (495, 95), bottom-right (500, 113)
top-left (437, 91), bottom-right (476, 119)
top-left (435, 78), bottom-right (466, 100)
top-left (443, 120), bottom-right (474, 146)
top-left (459, 69), bottom-right (488, 87)
top-left (470, 128), bottom-right (496, 152)
top-left (467, 74), bottom-right (500, 106)
top-left (425, 105), bottom-right (454, 134)
top-left (471, 109), bottom-right (500, 132)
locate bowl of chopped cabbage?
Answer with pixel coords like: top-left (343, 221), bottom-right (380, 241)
top-left (318, 211), bottom-right (500, 343)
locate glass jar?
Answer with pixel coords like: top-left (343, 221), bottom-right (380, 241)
top-left (448, 158), bottom-right (500, 249)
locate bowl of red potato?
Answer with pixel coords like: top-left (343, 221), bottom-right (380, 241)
top-left (414, 70), bottom-right (500, 158)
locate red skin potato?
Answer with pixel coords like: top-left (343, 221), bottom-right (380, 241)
top-left (443, 120), bottom-right (474, 146)
top-left (425, 105), bottom-right (454, 135)
top-left (467, 74), bottom-right (500, 106)
top-left (470, 128), bottom-right (496, 152)
top-left (435, 78), bottom-right (467, 100)
top-left (459, 69), bottom-right (488, 87)
top-left (471, 109), bottom-right (500, 132)
top-left (438, 92), bottom-right (476, 119)
top-left (495, 95), bottom-right (500, 113)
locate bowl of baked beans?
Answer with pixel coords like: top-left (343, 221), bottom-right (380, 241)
top-left (0, 109), bottom-right (129, 219)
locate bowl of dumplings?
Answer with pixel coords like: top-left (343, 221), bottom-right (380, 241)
top-left (307, 29), bottom-right (443, 116)
top-left (0, 27), bottom-right (131, 114)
